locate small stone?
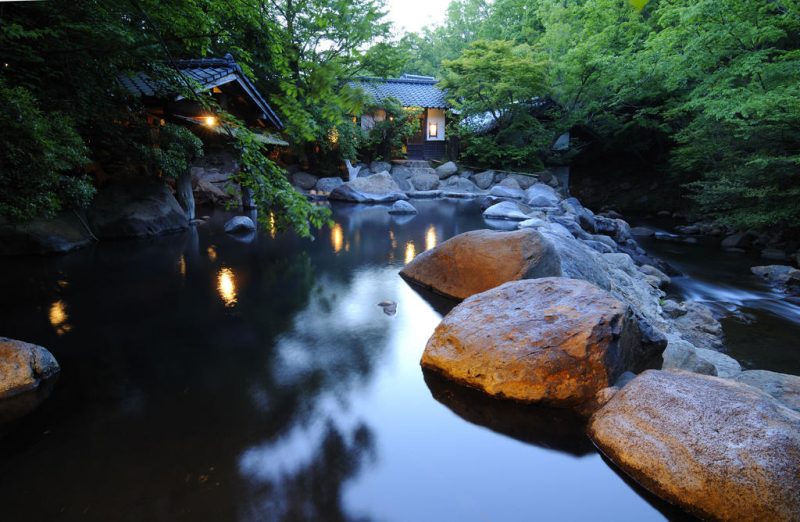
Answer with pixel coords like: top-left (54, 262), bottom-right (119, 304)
top-left (387, 200), bottom-right (417, 215)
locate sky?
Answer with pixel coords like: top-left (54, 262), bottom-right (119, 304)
top-left (385, 0), bottom-right (451, 33)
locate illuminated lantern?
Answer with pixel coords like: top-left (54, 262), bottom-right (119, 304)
top-left (204, 115), bottom-right (217, 127)
top-left (428, 121), bottom-right (438, 138)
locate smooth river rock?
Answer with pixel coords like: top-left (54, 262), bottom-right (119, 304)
top-left (734, 369), bottom-right (800, 413)
top-left (224, 216), bottom-right (256, 234)
top-left (421, 278), bottom-right (647, 407)
top-left (387, 200), bottom-right (417, 215)
top-left (482, 201), bottom-right (529, 221)
top-left (399, 229), bottom-right (560, 300)
top-left (0, 337), bottom-right (60, 399)
top-left (589, 370), bottom-right (800, 521)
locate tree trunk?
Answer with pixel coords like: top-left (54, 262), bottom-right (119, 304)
top-left (176, 170), bottom-right (195, 220)
top-left (344, 160), bottom-right (361, 181)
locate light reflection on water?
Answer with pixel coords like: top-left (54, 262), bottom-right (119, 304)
top-left (217, 267), bottom-right (238, 307)
top-left (48, 300), bottom-right (71, 335)
top-left (0, 200), bottom-right (673, 522)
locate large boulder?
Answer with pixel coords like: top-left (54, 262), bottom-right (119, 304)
top-left (400, 229), bottom-right (560, 300)
top-left (670, 301), bottom-right (724, 351)
top-left (194, 178), bottom-right (236, 207)
top-left (0, 211), bottom-right (93, 256)
top-left (435, 161), bottom-right (458, 179)
top-left (489, 185), bottom-right (525, 199)
top-left (440, 176), bottom-right (481, 194)
top-left (88, 180), bottom-right (188, 238)
top-left (410, 172), bottom-right (440, 191)
top-left (482, 201), bottom-right (530, 221)
top-left (524, 183), bottom-right (561, 207)
top-left (315, 176), bottom-right (344, 194)
top-left (589, 370), bottom-right (800, 521)
top-left (507, 173), bottom-right (539, 190)
top-left (751, 265), bottom-right (800, 294)
top-left (0, 337), bottom-right (59, 399)
top-left (291, 171), bottom-right (318, 190)
top-left (734, 370), bottom-right (800, 413)
top-left (661, 340), bottom-right (717, 375)
top-left (421, 278), bottom-right (648, 406)
top-left (471, 170), bottom-right (495, 190)
top-left (329, 172), bottom-right (408, 203)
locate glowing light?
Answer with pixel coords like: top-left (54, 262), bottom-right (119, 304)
top-left (49, 300), bottom-right (72, 335)
top-left (269, 212), bottom-right (277, 239)
top-left (331, 224), bottom-right (344, 253)
top-left (404, 241), bottom-right (417, 264)
top-left (203, 115), bottom-right (218, 127)
top-left (428, 121), bottom-right (438, 137)
top-left (389, 229), bottom-right (397, 249)
top-left (217, 267), bottom-right (237, 307)
top-left (179, 255), bottom-right (186, 277)
top-left (207, 246), bottom-right (217, 262)
top-left (425, 225), bottom-right (438, 251)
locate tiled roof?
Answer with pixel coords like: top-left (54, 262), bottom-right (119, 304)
top-left (349, 74), bottom-right (448, 109)
top-left (118, 54), bottom-right (283, 130)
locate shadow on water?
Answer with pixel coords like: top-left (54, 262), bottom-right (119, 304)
top-left (423, 370), bottom-right (594, 457)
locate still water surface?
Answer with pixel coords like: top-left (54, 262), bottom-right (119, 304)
top-left (2, 200), bottom-right (702, 521)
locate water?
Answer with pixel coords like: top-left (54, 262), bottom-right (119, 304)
top-left (0, 200), bottom-right (690, 521)
top-left (635, 227), bottom-right (800, 375)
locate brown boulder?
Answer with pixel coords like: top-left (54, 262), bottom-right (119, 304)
top-left (0, 337), bottom-right (60, 399)
top-left (589, 370), bottom-right (800, 521)
top-left (400, 229), bottom-right (561, 300)
top-left (421, 278), bottom-right (645, 406)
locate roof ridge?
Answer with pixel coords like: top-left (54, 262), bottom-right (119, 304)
top-left (354, 75), bottom-right (439, 85)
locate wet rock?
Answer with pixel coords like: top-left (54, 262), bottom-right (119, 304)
top-left (315, 177), bottom-right (344, 194)
top-left (88, 180), bottom-right (188, 239)
top-left (471, 170), bottom-right (495, 190)
top-left (291, 171), bottom-right (318, 190)
top-left (369, 161), bottom-right (392, 174)
top-left (507, 174), bottom-right (539, 190)
top-left (694, 347), bottom-right (742, 378)
top-left (0, 211), bottom-right (93, 256)
top-left (734, 370), bottom-right (800, 413)
top-left (329, 173), bottom-right (408, 203)
top-left (406, 190), bottom-right (443, 199)
top-left (387, 200), bottom-right (417, 215)
top-left (662, 340), bottom-right (717, 375)
top-left (488, 185), bottom-right (525, 199)
top-left (435, 161), bottom-right (458, 179)
top-left (630, 226), bottom-right (656, 238)
top-left (524, 183), bottom-right (561, 207)
top-left (194, 178), bottom-right (236, 207)
top-left (409, 172), bottom-right (440, 191)
top-left (721, 231), bottom-right (756, 249)
top-left (671, 301), bottom-right (724, 351)
top-left (482, 201), bottom-right (529, 221)
top-left (421, 278), bottom-right (648, 407)
top-left (0, 337), bottom-right (59, 399)
top-left (588, 370), bottom-right (800, 522)
top-left (498, 177), bottom-right (522, 190)
top-left (561, 197), bottom-right (596, 233)
top-left (440, 177), bottom-right (481, 194)
top-left (224, 216), bottom-right (256, 234)
top-left (751, 265), bottom-right (800, 294)
top-left (638, 264), bottom-right (670, 288)
top-left (400, 229), bottom-right (560, 300)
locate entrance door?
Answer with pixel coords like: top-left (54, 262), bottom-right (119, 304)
top-left (406, 109), bottom-right (426, 159)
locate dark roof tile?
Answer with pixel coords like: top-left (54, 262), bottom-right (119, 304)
top-left (349, 74), bottom-right (448, 109)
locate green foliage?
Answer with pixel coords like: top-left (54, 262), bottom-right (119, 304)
top-left (0, 80), bottom-right (93, 222)
top-left (442, 40), bottom-right (548, 170)
top-left (359, 98), bottom-right (422, 162)
top-left (136, 123), bottom-right (203, 179)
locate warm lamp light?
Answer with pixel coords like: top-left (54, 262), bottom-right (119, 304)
top-left (428, 122), bottom-right (438, 137)
top-left (204, 115), bottom-right (218, 127)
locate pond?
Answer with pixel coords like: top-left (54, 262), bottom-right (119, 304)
top-left (0, 200), bottom-right (724, 521)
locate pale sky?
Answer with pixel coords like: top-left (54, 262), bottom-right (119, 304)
top-left (386, 0), bottom-right (451, 33)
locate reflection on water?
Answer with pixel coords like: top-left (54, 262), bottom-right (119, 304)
top-left (178, 255), bottom-right (186, 277)
top-left (331, 223), bottom-right (343, 253)
top-left (425, 224), bottom-right (437, 251)
top-left (0, 200), bottom-right (673, 522)
top-left (404, 241), bottom-right (416, 264)
top-left (217, 267), bottom-right (238, 307)
top-left (268, 212), bottom-right (277, 239)
top-left (48, 300), bottom-right (71, 336)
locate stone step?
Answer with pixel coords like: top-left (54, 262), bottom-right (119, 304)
top-left (400, 160), bottom-right (432, 169)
